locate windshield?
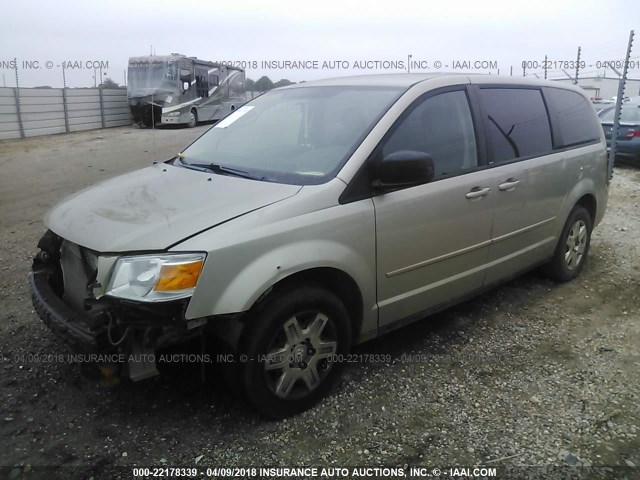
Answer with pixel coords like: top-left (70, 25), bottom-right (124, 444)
top-left (127, 60), bottom-right (178, 97)
top-left (600, 106), bottom-right (640, 123)
top-left (180, 86), bottom-right (403, 185)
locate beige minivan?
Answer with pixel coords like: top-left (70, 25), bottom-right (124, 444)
top-left (30, 74), bottom-right (608, 417)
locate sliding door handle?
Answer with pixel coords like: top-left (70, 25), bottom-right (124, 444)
top-left (498, 179), bottom-right (520, 191)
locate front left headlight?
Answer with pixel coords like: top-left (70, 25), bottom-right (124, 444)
top-left (105, 253), bottom-right (206, 302)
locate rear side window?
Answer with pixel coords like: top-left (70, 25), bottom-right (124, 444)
top-left (479, 88), bottom-right (553, 164)
top-left (382, 90), bottom-right (478, 178)
top-left (546, 88), bottom-right (601, 147)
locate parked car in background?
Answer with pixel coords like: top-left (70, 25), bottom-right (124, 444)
top-left (599, 104), bottom-right (640, 164)
top-left (30, 74), bottom-right (608, 418)
top-left (591, 99), bottom-right (614, 114)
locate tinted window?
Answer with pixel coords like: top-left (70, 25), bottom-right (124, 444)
top-left (383, 90), bottom-right (477, 178)
top-left (195, 69), bottom-right (209, 97)
top-left (480, 88), bottom-right (552, 163)
top-left (546, 88), bottom-right (601, 147)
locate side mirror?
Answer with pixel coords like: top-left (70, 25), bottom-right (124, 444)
top-left (373, 150), bottom-right (434, 190)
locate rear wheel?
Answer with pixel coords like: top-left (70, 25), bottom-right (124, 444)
top-left (240, 286), bottom-right (351, 418)
top-left (546, 206), bottom-right (592, 282)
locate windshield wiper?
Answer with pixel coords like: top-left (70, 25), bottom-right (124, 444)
top-left (177, 157), bottom-right (264, 180)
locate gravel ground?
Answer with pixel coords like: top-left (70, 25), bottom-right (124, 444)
top-left (0, 127), bottom-right (638, 480)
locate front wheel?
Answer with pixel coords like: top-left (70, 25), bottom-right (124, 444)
top-left (546, 205), bottom-right (592, 282)
top-left (186, 109), bottom-right (197, 128)
top-left (241, 286), bottom-right (351, 418)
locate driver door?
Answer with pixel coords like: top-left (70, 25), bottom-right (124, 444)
top-left (373, 88), bottom-right (495, 326)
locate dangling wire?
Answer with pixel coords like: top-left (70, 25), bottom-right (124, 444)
top-left (107, 312), bottom-right (130, 346)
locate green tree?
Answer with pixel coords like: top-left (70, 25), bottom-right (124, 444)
top-left (254, 76), bottom-right (274, 92)
top-left (100, 77), bottom-right (120, 89)
top-left (273, 79), bottom-right (295, 88)
top-left (245, 78), bottom-right (256, 91)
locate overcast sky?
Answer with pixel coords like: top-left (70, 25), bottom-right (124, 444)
top-left (1, 0), bottom-right (638, 87)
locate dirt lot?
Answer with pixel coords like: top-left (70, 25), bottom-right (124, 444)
top-left (0, 126), bottom-right (639, 479)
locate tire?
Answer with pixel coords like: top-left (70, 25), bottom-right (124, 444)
top-left (546, 206), bottom-right (592, 282)
top-left (186, 109), bottom-right (197, 128)
top-left (240, 286), bottom-right (351, 418)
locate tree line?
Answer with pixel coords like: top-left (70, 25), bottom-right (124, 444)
top-left (36, 75), bottom-right (294, 91)
top-left (246, 76), bottom-right (295, 92)
top-left (97, 76), bottom-right (293, 92)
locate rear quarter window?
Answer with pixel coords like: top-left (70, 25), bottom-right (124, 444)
top-left (545, 88), bottom-right (601, 148)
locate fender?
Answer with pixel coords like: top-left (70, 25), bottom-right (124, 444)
top-left (211, 239), bottom-right (373, 314)
top-left (178, 196), bottom-right (379, 336)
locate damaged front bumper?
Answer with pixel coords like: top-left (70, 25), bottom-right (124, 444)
top-left (30, 269), bottom-right (108, 353)
top-left (29, 231), bottom-right (203, 381)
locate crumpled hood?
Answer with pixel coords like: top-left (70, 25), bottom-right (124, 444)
top-left (45, 163), bottom-right (301, 252)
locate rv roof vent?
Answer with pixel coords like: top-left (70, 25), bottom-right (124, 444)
top-left (171, 53), bottom-right (184, 56)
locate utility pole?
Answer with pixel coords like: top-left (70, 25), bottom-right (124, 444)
top-left (13, 58), bottom-right (24, 138)
top-left (544, 54), bottom-right (548, 79)
top-left (609, 30), bottom-right (635, 181)
top-left (574, 46), bottom-right (581, 85)
top-left (62, 62), bottom-right (69, 133)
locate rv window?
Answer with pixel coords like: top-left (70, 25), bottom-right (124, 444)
top-left (196, 70), bottom-right (209, 98)
top-left (230, 73), bottom-right (245, 95)
top-left (209, 75), bottom-right (219, 87)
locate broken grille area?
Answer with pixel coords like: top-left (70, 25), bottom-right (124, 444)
top-left (60, 240), bottom-right (98, 312)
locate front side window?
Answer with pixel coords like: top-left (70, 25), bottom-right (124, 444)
top-left (382, 90), bottom-right (478, 178)
top-left (480, 88), bottom-right (553, 164)
top-left (180, 86), bottom-right (403, 185)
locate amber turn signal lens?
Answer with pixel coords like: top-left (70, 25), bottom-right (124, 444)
top-left (154, 260), bottom-right (204, 291)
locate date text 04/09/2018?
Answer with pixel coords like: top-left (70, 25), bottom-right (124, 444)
top-left (131, 466), bottom-right (498, 478)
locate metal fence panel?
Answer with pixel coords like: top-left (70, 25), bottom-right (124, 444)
top-left (0, 87), bottom-right (20, 139)
top-left (0, 87), bottom-right (130, 139)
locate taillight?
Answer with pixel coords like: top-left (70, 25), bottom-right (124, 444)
top-left (626, 130), bottom-right (640, 137)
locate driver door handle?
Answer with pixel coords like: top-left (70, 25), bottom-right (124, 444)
top-left (465, 187), bottom-right (491, 199)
